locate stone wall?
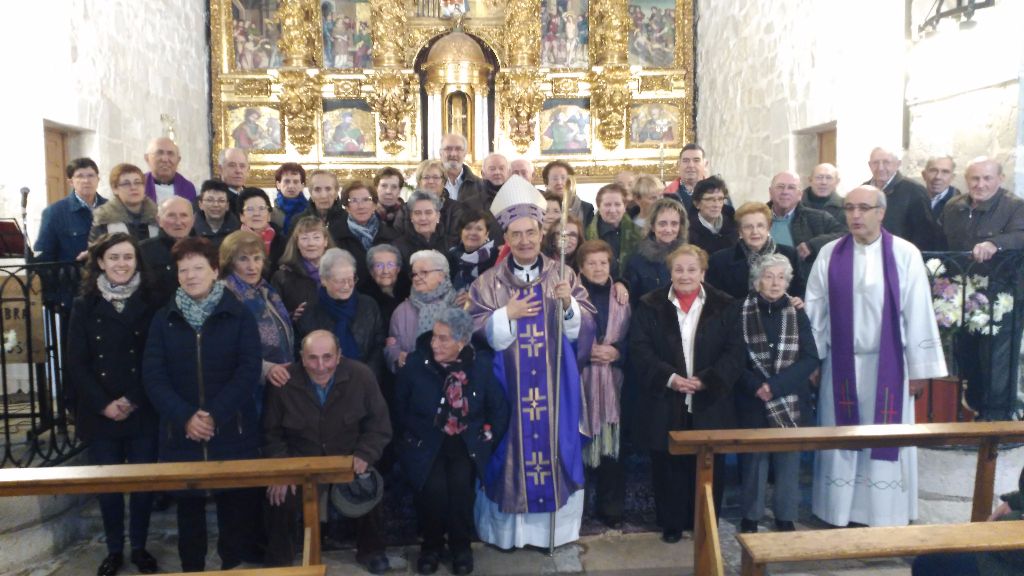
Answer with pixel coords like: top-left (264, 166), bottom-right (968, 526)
top-left (694, 0), bottom-right (1021, 203)
top-left (0, 0), bottom-right (211, 238)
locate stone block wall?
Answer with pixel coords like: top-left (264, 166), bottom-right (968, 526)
top-left (0, 0), bottom-right (211, 239)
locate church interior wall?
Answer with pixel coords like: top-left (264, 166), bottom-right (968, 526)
top-left (0, 0), bottom-right (211, 242)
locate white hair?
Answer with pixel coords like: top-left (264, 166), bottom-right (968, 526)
top-left (409, 249), bottom-right (449, 275)
top-left (749, 253), bottom-right (794, 290)
top-left (319, 248), bottom-right (357, 280)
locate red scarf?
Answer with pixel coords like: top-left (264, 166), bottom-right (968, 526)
top-left (674, 288), bottom-right (699, 313)
top-left (244, 225), bottom-right (275, 255)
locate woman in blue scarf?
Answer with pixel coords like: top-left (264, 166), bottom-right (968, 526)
top-left (294, 247), bottom-right (386, 380)
top-left (219, 230), bottom-right (294, 415)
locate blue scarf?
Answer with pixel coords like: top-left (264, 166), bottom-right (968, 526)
top-left (347, 213), bottom-right (380, 251)
top-left (275, 192), bottom-right (309, 234)
top-left (175, 281), bottom-right (226, 331)
top-left (317, 286), bottom-right (361, 360)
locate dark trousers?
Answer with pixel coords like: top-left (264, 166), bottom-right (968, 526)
top-left (265, 485), bottom-right (385, 566)
top-left (912, 552), bottom-right (981, 576)
top-left (176, 488), bottom-right (258, 572)
top-left (416, 435), bottom-right (476, 555)
top-left (650, 451), bottom-right (726, 532)
top-left (587, 456), bottom-right (625, 521)
top-left (88, 435), bottom-right (158, 554)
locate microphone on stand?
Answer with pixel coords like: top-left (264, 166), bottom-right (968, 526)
top-left (20, 187), bottom-right (30, 261)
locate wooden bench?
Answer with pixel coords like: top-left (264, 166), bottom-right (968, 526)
top-left (737, 520), bottom-right (1024, 576)
top-left (163, 566), bottom-right (326, 576)
top-left (0, 456), bottom-right (353, 567)
top-left (667, 421), bottom-right (1024, 576)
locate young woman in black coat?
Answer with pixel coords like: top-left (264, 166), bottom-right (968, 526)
top-left (68, 232), bottom-right (159, 576)
top-left (629, 244), bottom-right (745, 544)
top-left (395, 308), bottom-right (509, 575)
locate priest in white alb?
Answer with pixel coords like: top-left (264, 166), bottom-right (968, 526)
top-left (806, 184), bottom-right (947, 527)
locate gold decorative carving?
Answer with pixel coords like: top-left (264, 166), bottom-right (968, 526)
top-left (551, 77), bottom-right (580, 98)
top-left (678, 0), bottom-right (695, 143)
top-left (639, 75), bottom-right (672, 93)
top-left (234, 78), bottom-right (272, 98)
top-left (278, 69), bottom-right (322, 154)
top-left (271, 0), bottom-right (319, 68)
top-left (333, 79), bottom-right (363, 98)
top-left (405, 25), bottom-right (448, 66)
top-left (371, 0), bottom-right (409, 68)
top-left (592, 65), bottom-right (631, 150)
top-left (502, 0), bottom-right (540, 67)
top-left (591, 0), bottom-right (629, 66)
top-left (366, 70), bottom-right (418, 155)
top-left (464, 24), bottom-right (504, 66)
top-left (498, 69), bottom-right (544, 153)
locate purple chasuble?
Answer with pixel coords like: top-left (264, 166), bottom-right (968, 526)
top-left (827, 229), bottom-right (905, 461)
top-left (145, 172), bottom-right (197, 203)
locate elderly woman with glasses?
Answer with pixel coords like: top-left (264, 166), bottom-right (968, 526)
top-left (395, 307), bottom-right (509, 575)
top-left (385, 250), bottom-right (457, 373)
top-left (410, 159), bottom-right (465, 246)
top-left (89, 163), bottom-right (160, 243)
top-left (448, 208), bottom-right (498, 295)
top-left (331, 180), bottom-right (399, 290)
top-left (735, 254), bottom-right (818, 535)
top-left (220, 230), bottom-right (295, 411)
top-left (364, 244), bottom-right (411, 328)
top-left (271, 215), bottom-right (336, 318)
top-left (687, 176), bottom-right (738, 255)
top-left (707, 202), bottom-right (804, 299)
top-left (238, 187), bottom-right (287, 276)
top-left (394, 191), bottom-right (451, 266)
top-left (294, 247), bottom-right (386, 379)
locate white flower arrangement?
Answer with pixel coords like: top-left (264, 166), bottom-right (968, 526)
top-left (927, 258), bottom-right (1013, 337)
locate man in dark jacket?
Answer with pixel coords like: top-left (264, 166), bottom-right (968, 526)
top-left (922, 155), bottom-right (960, 220)
top-left (864, 147), bottom-right (941, 250)
top-left (801, 163), bottom-right (847, 230)
top-left (139, 197), bottom-right (195, 306)
top-left (767, 171), bottom-right (844, 275)
top-left (263, 330), bottom-right (392, 573)
top-left (440, 133), bottom-right (483, 203)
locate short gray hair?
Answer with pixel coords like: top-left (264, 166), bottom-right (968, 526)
top-left (408, 190), bottom-right (442, 212)
top-left (435, 307), bottom-right (474, 343)
top-left (320, 247), bottom-right (357, 280)
top-left (749, 253), bottom-right (794, 290)
top-left (217, 147), bottom-right (247, 167)
top-left (410, 249), bottom-right (449, 275)
top-left (367, 244), bottom-right (402, 270)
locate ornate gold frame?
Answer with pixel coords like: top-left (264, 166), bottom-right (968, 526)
top-left (626, 98), bottom-right (685, 149)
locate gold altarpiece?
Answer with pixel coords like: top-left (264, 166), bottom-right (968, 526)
top-left (210, 0), bottom-right (694, 186)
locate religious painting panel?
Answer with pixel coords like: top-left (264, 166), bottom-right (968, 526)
top-left (321, 0), bottom-right (373, 70)
top-left (627, 100), bottom-right (683, 148)
top-left (225, 105), bottom-right (284, 153)
top-left (231, 0), bottom-right (282, 71)
top-left (540, 98), bottom-right (591, 155)
top-left (540, 0), bottom-right (590, 69)
top-left (322, 99), bottom-right (376, 157)
top-left (628, 0), bottom-right (676, 68)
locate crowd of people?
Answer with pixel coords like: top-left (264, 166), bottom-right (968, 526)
top-left (37, 132), bottom-right (1024, 576)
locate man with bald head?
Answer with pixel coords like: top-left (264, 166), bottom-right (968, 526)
top-left (144, 137), bottom-right (197, 205)
top-left (218, 147), bottom-right (249, 213)
top-left (461, 153), bottom-right (508, 212)
top-left (510, 158), bottom-right (535, 182)
top-left (863, 147), bottom-right (939, 250)
top-left (802, 163), bottom-right (846, 229)
top-left (806, 184), bottom-right (946, 528)
top-left (139, 196), bottom-right (196, 305)
top-left (438, 133), bottom-right (482, 202)
top-left (767, 171), bottom-right (844, 271)
top-left (939, 158), bottom-right (1024, 420)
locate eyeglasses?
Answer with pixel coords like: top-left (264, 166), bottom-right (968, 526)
top-left (116, 180), bottom-right (145, 189)
top-left (72, 173), bottom-right (98, 181)
top-left (441, 146), bottom-right (465, 153)
top-left (347, 197), bottom-right (375, 205)
top-left (410, 269), bottom-right (443, 279)
top-left (329, 276), bottom-right (356, 287)
top-left (372, 262), bottom-right (398, 272)
top-left (843, 204), bottom-right (882, 214)
top-left (420, 175), bottom-right (443, 181)
top-left (244, 205), bottom-right (269, 214)
top-left (201, 197), bottom-right (228, 205)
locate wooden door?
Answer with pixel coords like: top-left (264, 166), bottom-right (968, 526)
top-left (818, 129), bottom-right (837, 165)
top-left (43, 128), bottom-right (68, 206)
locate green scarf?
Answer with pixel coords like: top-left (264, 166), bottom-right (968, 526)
top-left (175, 281), bottom-right (226, 331)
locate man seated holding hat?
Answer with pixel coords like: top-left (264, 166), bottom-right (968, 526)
top-left (263, 329), bottom-right (392, 573)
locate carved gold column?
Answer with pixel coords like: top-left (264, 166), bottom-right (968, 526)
top-left (273, 0), bottom-right (319, 68)
top-left (503, 0), bottom-right (540, 67)
top-left (591, 0), bottom-right (631, 150)
top-left (370, 0), bottom-right (408, 69)
top-left (366, 70), bottom-right (419, 155)
top-left (279, 70), bottom-right (322, 155)
top-left (500, 0), bottom-right (542, 152)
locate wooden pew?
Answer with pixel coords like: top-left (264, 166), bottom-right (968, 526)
top-left (0, 456), bottom-right (353, 567)
top-left (164, 566), bottom-right (326, 576)
top-left (737, 520), bottom-right (1024, 576)
top-left (667, 422), bottom-right (1024, 576)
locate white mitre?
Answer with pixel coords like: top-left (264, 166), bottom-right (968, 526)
top-left (489, 174), bottom-right (546, 229)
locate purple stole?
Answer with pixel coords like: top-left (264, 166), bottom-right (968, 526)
top-left (827, 229), bottom-right (905, 461)
top-left (145, 172), bottom-right (197, 203)
top-left (486, 283), bottom-right (585, 514)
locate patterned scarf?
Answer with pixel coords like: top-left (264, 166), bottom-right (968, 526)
top-left (317, 286), bottom-right (361, 360)
top-left (302, 258), bottom-right (321, 284)
top-left (433, 356), bottom-right (470, 436)
top-left (175, 280), bottom-right (226, 331)
top-left (274, 192), bottom-right (309, 233)
top-left (635, 235), bottom-right (685, 265)
top-left (97, 272), bottom-right (141, 313)
top-left (224, 273), bottom-right (293, 365)
top-left (453, 239), bottom-right (496, 290)
top-left (243, 224), bottom-right (276, 255)
top-left (741, 293), bottom-right (801, 427)
top-left (409, 277), bottom-right (457, 337)
top-left (739, 236), bottom-right (778, 269)
top-left (347, 213), bottom-right (380, 251)
top-left (377, 200), bottom-right (403, 226)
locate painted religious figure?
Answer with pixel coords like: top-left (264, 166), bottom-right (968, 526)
top-left (322, 100), bottom-right (375, 156)
top-left (628, 102), bottom-right (682, 148)
top-left (232, 0), bottom-right (283, 70)
top-left (628, 0), bottom-right (675, 68)
top-left (540, 99), bottom-right (591, 154)
top-left (321, 0), bottom-right (373, 69)
top-left (541, 0), bottom-right (589, 68)
top-left (227, 106), bottom-right (283, 152)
